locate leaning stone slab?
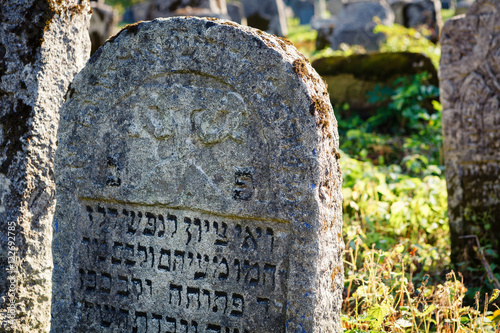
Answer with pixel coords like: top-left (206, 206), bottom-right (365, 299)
top-left (0, 0), bottom-right (91, 331)
top-left (52, 17), bottom-right (343, 332)
top-left (440, 0), bottom-right (500, 268)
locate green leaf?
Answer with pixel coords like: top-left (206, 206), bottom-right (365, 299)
top-left (489, 289), bottom-right (499, 304)
top-left (367, 304), bottom-right (389, 330)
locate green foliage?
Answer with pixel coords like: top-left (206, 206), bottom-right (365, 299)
top-left (366, 72), bottom-right (440, 135)
top-left (342, 235), bottom-right (500, 332)
top-left (374, 23), bottom-right (441, 69)
top-left (105, 0), bottom-right (144, 15)
top-left (296, 22), bottom-right (441, 66)
top-left (441, 9), bottom-right (457, 23)
top-left (338, 73), bottom-right (442, 175)
top-left (341, 154), bottom-right (449, 263)
top-left (285, 18), bottom-right (317, 58)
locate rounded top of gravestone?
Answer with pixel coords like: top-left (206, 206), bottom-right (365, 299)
top-left (59, 16), bottom-right (338, 222)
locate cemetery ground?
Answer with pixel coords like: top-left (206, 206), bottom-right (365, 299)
top-left (285, 18), bottom-right (500, 332)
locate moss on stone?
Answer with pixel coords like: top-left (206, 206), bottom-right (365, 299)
top-left (107, 21), bottom-right (143, 44)
top-left (312, 51), bottom-right (438, 86)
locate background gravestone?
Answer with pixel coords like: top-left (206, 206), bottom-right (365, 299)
top-left (330, 0), bottom-right (395, 51)
top-left (52, 17), bottom-right (343, 332)
top-left (89, 0), bottom-right (119, 55)
top-left (125, 0), bottom-right (228, 22)
top-left (390, 0), bottom-right (443, 43)
top-left (227, 2), bottom-right (246, 24)
top-left (0, 0), bottom-right (91, 331)
top-left (440, 0), bottom-right (500, 268)
top-left (242, 0), bottom-right (289, 36)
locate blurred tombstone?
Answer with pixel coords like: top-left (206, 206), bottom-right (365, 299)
top-left (289, 0), bottom-right (316, 24)
top-left (123, 2), bottom-right (149, 22)
top-left (439, 0), bottom-right (500, 270)
top-left (227, 2), bottom-right (247, 24)
top-left (327, 0), bottom-right (345, 16)
top-left (329, 0), bottom-right (394, 51)
top-left (287, 0), bottom-right (327, 24)
top-left (311, 17), bottom-right (336, 49)
top-left (242, 0), bottom-right (288, 36)
top-left (147, 0), bottom-right (228, 19)
top-left (313, 51), bottom-right (438, 115)
top-left (89, 0), bottom-right (119, 55)
top-left (390, 0), bottom-right (442, 42)
top-left (124, 0), bottom-right (228, 22)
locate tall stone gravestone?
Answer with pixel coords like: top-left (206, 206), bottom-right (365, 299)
top-left (52, 17), bottom-right (343, 332)
top-left (440, 0), bottom-right (500, 267)
top-left (0, 0), bottom-right (91, 331)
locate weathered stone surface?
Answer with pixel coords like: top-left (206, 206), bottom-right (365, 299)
top-left (89, 0), bottom-right (119, 55)
top-left (440, 0), bottom-right (500, 268)
top-left (242, 0), bottom-right (288, 36)
top-left (313, 51), bottom-right (437, 115)
top-left (330, 0), bottom-right (395, 51)
top-left (390, 0), bottom-right (442, 42)
top-left (52, 17), bottom-right (343, 332)
top-left (0, 0), bottom-right (91, 331)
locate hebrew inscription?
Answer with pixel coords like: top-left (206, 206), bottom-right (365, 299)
top-left (74, 201), bottom-right (288, 331)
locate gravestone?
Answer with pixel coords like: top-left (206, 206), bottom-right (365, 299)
top-left (52, 17), bottom-right (343, 332)
top-left (330, 0), bottom-right (395, 51)
top-left (124, 0), bottom-right (228, 22)
top-left (288, 0), bottom-right (327, 24)
top-left (227, 2), bottom-right (246, 24)
top-left (327, 0), bottom-right (345, 17)
top-left (440, 0), bottom-right (500, 268)
top-left (289, 0), bottom-right (316, 24)
top-left (243, 0), bottom-right (289, 36)
top-left (89, 0), bottom-right (119, 55)
top-left (0, 0), bottom-right (91, 331)
top-left (313, 51), bottom-right (438, 115)
top-left (390, 0), bottom-right (442, 43)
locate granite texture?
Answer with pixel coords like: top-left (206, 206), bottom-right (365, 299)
top-left (439, 0), bottom-right (500, 267)
top-left (0, 0), bottom-right (91, 331)
top-left (52, 17), bottom-right (343, 332)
